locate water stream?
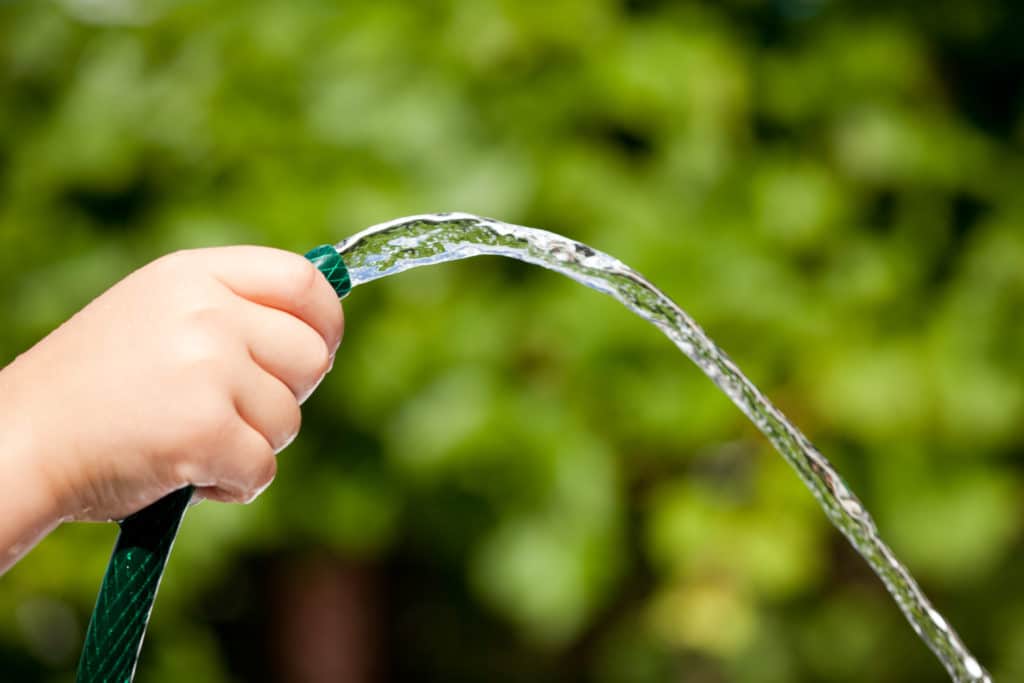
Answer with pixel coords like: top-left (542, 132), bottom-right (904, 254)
top-left (335, 212), bottom-right (989, 682)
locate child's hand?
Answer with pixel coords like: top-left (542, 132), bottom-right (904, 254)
top-left (0, 246), bottom-right (343, 561)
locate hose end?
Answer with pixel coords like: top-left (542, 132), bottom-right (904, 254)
top-left (304, 245), bottom-right (352, 298)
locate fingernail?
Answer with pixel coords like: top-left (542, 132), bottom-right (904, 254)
top-left (276, 428), bottom-right (299, 454)
top-left (301, 360), bottom-right (333, 404)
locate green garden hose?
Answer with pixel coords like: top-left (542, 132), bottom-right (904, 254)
top-left (75, 246), bottom-right (351, 683)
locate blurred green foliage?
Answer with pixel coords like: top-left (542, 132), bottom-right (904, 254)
top-left (2, 0), bottom-right (1024, 681)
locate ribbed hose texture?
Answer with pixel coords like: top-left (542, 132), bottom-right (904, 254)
top-left (76, 487), bottom-right (192, 683)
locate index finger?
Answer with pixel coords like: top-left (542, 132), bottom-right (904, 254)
top-left (201, 245), bottom-right (345, 351)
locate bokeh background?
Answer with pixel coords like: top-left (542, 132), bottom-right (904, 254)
top-left (2, 0), bottom-right (1024, 681)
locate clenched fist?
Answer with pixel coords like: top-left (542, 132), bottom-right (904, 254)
top-left (0, 246), bottom-right (344, 571)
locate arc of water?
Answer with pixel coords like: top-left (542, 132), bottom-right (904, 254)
top-left (336, 212), bottom-right (989, 683)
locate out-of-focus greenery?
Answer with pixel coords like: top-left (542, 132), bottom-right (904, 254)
top-left (2, 0), bottom-right (1024, 681)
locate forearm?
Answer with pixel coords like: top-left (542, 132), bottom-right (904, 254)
top-left (0, 364), bottom-right (63, 573)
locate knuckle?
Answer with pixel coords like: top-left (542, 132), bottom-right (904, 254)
top-left (151, 249), bottom-right (199, 279)
top-left (153, 249), bottom-right (188, 269)
top-left (173, 313), bottom-right (236, 372)
top-left (182, 299), bottom-right (230, 336)
top-left (192, 395), bottom-right (239, 445)
top-left (177, 347), bottom-right (227, 386)
top-left (174, 398), bottom-right (238, 481)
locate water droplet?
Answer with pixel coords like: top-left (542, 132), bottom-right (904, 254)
top-left (965, 656), bottom-right (988, 680)
top-left (928, 608), bottom-right (949, 631)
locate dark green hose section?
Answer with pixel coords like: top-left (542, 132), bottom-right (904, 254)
top-left (75, 246), bottom-right (350, 683)
top-left (76, 487), bottom-right (193, 683)
top-left (303, 244), bottom-right (352, 296)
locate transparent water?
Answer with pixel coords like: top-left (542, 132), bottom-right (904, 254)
top-left (335, 212), bottom-right (989, 682)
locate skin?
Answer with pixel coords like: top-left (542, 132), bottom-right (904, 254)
top-left (0, 246), bottom-right (345, 573)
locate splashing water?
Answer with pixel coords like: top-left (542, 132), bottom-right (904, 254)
top-left (336, 212), bottom-right (989, 682)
